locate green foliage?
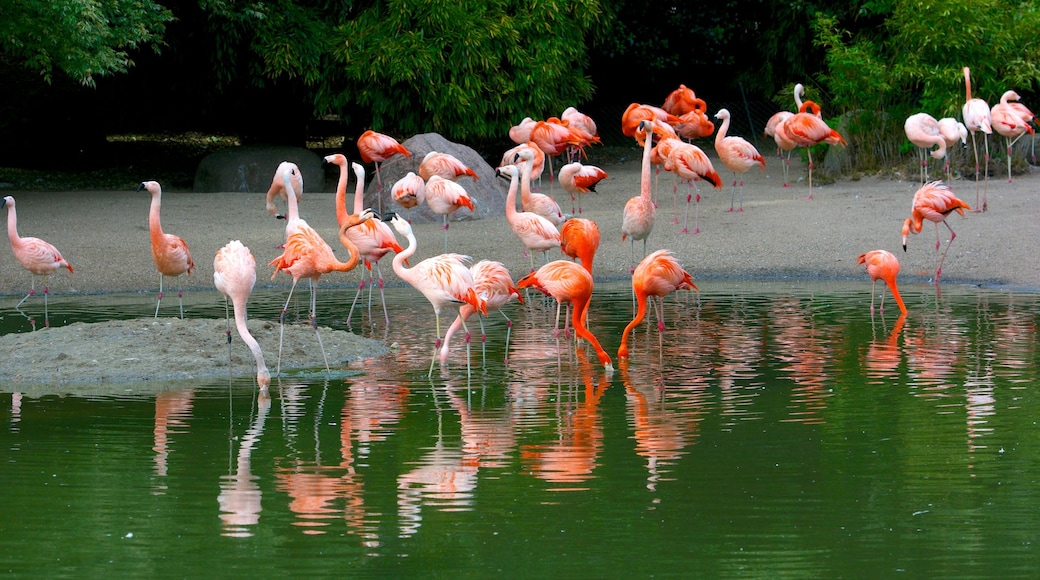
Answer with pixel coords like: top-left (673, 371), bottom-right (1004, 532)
top-left (0, 0), bottom-right (173, 86)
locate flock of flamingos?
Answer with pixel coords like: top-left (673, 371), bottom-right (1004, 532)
top-left (3, 67), bottom-right (1032, 389)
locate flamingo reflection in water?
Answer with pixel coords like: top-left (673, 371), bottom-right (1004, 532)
top-left (770, 298), bottom-right (837, 425)
top-left (217, 391), bottom-right (270, 537)
top-left (864, 313), bottom-right (908, 381)
top-left (152, 389), bottom-right (195, 482)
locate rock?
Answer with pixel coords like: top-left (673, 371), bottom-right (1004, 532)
top-left (362, 133), bottom-right (506, 223)
top-left (193, 145), bottom-right (323, 193)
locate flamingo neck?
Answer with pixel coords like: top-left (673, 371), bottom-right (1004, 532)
top-left (232, 299), bottom-right (269, 387)
top-left (353, 168), bottom-right (366, 215)
top-left (640, 127), bottom-right (654, 201)
top-left (334, 162), bottom-right (349, 228)
top-left (149, 192), bottom-right (165, 242)
top-left (520, 158), bottom-right (533, 203)
top-left (392, 228), bottom-right (418, 280)
top-left (505, 173), bottom-right (519, 218)
top-left (571, 294), bottom-right (613, 370)
top-left (5, 203), bottom-right (19, 246)
top-left (715, 114), bottom-right (730, 148)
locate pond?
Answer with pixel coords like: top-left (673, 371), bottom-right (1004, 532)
top-left (1, 280), bottom-right (1038, 577)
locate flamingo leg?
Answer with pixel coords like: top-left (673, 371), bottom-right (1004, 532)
top-left (154, 274), bottom-right (164, 318)
top-left (783, 150), bottom-right (792, 187)
top-left (375, 262), bottom-right (390, 328)
top-left (935, 220), bottom-right (958, 283)
top-left (309, 278), bottom-right (330, 373)
top-left (501, 311), bottom-right (514, 365)
top-left (276, 279), bottom-right (300, 375)
top-left (806, 147), bottom-right (815, 200)
top-left (42, 277), bottom-right (50, 328)
top-left (969, 130), bottom-right (981, 208)
top-left (429, 311), bottom-right (444, 378)
top-left (346, 272), bottom-right (367, 327)
top-left (982, 133), bottom-right (990, 211)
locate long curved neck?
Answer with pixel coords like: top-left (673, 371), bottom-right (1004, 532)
top-left (715, 114), bottom-right (730, 148)
top-left (617, 293), bottom-right (648, 358)
top-left (505, 173), bottom-right (520, 218)
top-left (640, 127), bottom-right (654, 201)
top-left (334, 162), bottom-right (349, 227)
top-left (149, 192), bottom-right (165, 242)
top-left (964, 68), bottom-right (973, 101)
top-left (232, 298), bottom-right (269, 386)
top-left (392, 227), bottom-right (418, 281)
top-left (885, 277), bottom-right (908, 315)
top-left (333, 216), bottom-right (366, 273)
top-left (520, 157), bottom-right (533, 203)
top-left (283, 175), bottom-right (300, 225)
top-left (571, 294), bottom-right (613, 370)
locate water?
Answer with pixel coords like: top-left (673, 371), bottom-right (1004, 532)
top-left (1, 280), bottom-right (1038, 577)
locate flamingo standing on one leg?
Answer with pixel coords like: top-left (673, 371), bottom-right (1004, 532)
top-left (138, 181), bottom-right (194, 319)
top-left (214, 240), bottom-right (271, 390)
top-left (714, 108), bottom-right (766, 211)
top-left (856, 249), bottom-right (908, 316)
top-left (2, 195), bottom-right (73, 328)
top-left (269, 167), bottom-right (375, 374)
top-left (937, 118), bottom-right (968, 181)
top-left (387, 213), bottom-right (487, 377)
top-left (516, 260), bottom-right (614, 372)
top-left (439, 260), bottom-right (523, 365)
top-left (497, 164), bottom-right (560, 271)
top-left (901, 181), bottom-right (972, 284)
top-left (904, 113), bottom-right (947, 184)
top-left (621, 120), bottom-right (658, 269)
top-left (784, 100), bottom-right (846, 199)
top-left (962, 67), bottom-right (992, 212)
top-left (423, 175), bottom-right (475, 253)
top-left (990, 90), bottom-right (1035, 183)
top-left (1000, 90), bottom-right (1038, 165)
top-left (617, 249), bottom-right (698, 359)
top-left (559, 161), bottom-right (608, 215)
top-left (390, 172), bottom-right (426, 222)
top-left (357, 130), bottom-right (411, 213)
top-left (560, 217), bottom-right (600, 274)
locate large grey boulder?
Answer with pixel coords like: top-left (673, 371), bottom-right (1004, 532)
top-left (193, 145), bottom-right (323, 193)
top-left (362, 133), bottom-right (505, 223)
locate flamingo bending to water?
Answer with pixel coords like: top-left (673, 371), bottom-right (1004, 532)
top-left (214, 240), bottom-right (270, 389)
top-left (856, 249), bottom-right (907, 316)
top-left (617, 249), bottom-right (698, 360)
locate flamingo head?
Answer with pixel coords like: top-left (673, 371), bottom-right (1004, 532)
top-left (715, 108), bottom-right (730, 121)
top-left (323, 153), bottom-right (347, 167)
top-left (388, 212), bottom-right (411, 235)
top-left (351, 162), bottom-right (365, 180)
top-left (496, 165), bottom-right (519, 180)
top-left (137, 181), bottom-right (161, 195)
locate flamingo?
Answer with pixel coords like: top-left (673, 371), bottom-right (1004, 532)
top-left (617, 249), bottom-right (698, 360)
top-left (268, 167), bottom-right (375, 373)
top-left (560, 217), bottom-right (600, 274)
top-left (990, 90), bottom-right (1035, 183)
top-left (418, 151), bottom-right (479, 183)
top-left (937, 117), bottom-right (968, 181)
top-left (390, 171), bottom-right (426, 221)
top-left (856, 250), bottom-right (908, 316)
top-left (559, 161), bottom-right (608, 215)
top-left (387, 213), bottom-right (487, 377)
top-left (213, 240), bottom-right (270, 389)
top-left (784, 100), bottom-right (847, 199)
top-left (515, 260), bottom-right (614, 372)
top-left (962, 67), bottom-right (992, 211)
top-left (904, 113), bottom-right (947, 184)
top-left (999, 90), bottom-right (1038, 164)
top-left (671, 101), bottom-right (715, 142)
top-left (769, 114), bottom-right (799, 187)
top-left (529, 118), bottom-right (588, 193)
top-left (500, 142), bottom-right (545, 183)
top-left (662, 84), bottom-right (699, 116)
top-left (515, 147), bottom-right (565, 226)
top-left (438, 260), bottom-right (524, 365)
top-left (901, 181), bottom-right (971, 283)
top-left (714, 108), bottom-right (766, 211)
top-left (138, 181), bottom-right (194, 319)
top-left (265, 160), bottom-right (303, 219)
top-left (357, 129), bottom-right (412, 213)
top-left (2, 195), bottom-right (73, 328)
top-left (497, 164), bottom-right (560, 271)
top-left (423, 175), bottom-right (475, 252)
top-left (325, 153), bottom-right (405, 328)
top-left (655, 136), bottom-right (723, 234)
top-left (765, 110), bottom-right (794, 156)
top-left (508, 116), bottom-right (537, 145)
top-left (622, 120), bottom-right (658, 267)
top-left (561, 107), bottom-right (599, 146)
top-left (621, 103), bottom-right (680, 140)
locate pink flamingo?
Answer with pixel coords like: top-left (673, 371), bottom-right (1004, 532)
top-left (990, 90), bottom-right (1035, 183)
top-left (515, 147), bottom-right (565, 226)
top-left (655, 136), bottom-right (722, 234)
top-left (714, 108), bottom-right (766, 211)
top-left (387, 214), bottom-right (487, 377)
top-left (901, 181), bottom-right (972, 283)
top-left (784, 100), bottom-right (847, 199)
top-left (497, 164), bottom-right (560, 271)
top-left (904, 113), bottom-right (947, 184)
top-left (508, 116), bottom-right (537, 145)
top-left (856, 249), bottom-right (908, 316)
top-left (213, 240), bottom-right (270, 389)
top-left (138, 181), bottom-right (194, 319)
top-left (617, 249), bottom-right (698, 360)
top-left (962, 67), bottom-right (992, 211)
top-left (621, 120), bottom-right (658, 268)
top-left (418, 151), bottom-right (479, 183)
top-left (500, 142), bottom-right (545, 183)
top-left (357, 130), bottom-right (411, 212)
top-left (2, 195), bottom-right (73, 328)
top-left (390, 171), bottom-right (426, 221)
top-left (265, 160), bottom-right (303, 219)
top-left (439, 260), bottom-right (524, 365)
top-left (559, 161), bottom-right (608, 215)
top-left (423, 175), bottom-right (475, 252)
top-left (937, 118), bottom-right (967, 181)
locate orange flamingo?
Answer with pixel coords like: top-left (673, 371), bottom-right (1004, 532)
top-left (765, 111), bottom-right (794, 155)
top-left (901, 181), bottom-right (971, 283)
top-left (990, 90), bottom-right (1035, 183)
top-left (621, 103), bottom-right (680, 139)
top-left (559, 161), bottom-right (608, 215)
top-left (617, 249), bottom-right (698, 359)
top-left (387, 214), bottom-right (487, 377)
top-left (516, 260), bottom-right (614, 371)
top-left (213, 240), bottom-right (270, 389)
top-left (621, 120), bottom-right (658, 268)
top-left (560, 217), bottom-right (600, 274)
top-left (714, 108), bottom-right (766, 211)
top-left (268, 167), bottom-right (375, 373)
top-left (439, 260), bottom-right (524, 365)
top-left (497, 164), bottom-right (560, 271)
top-left (671, 100), bottom-right (715, 142)
top-left (662, 84), bottom-right (699, 116)
top-left (418, 151), bottom-right (479, 182)
top-left (515, 147), bottom-right (565, 226)
top-left (265, 160), bottom-right (303, 219)
top-left (423, 175), bottom-right (475, 252)
top-left (138, 181), bottom-right (194, 319)
top-left (962, 67), bottom-right (992, 211)
top-left (937, 118), bottom-right (967, 181)
top-left (2, 195), bottom-right (73, 328)
top-left (784, 100), bottom-right (847, 199)
top-left (390, 171), bottom-right (426, 221)
top-left (904, 113), bottom-right (947, 184)
top-left (561, 107), bottom-right (599, 145)
top-left (770, 114), bottom-right (799, 187)
top-left (856, 249), bottom-right (908, 316)
top-left (325, 154), bottom-right (405, 327)
top-left (357, 130), bottom-right (412, 212)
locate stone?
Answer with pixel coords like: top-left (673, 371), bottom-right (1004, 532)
top-left (193, 145), bottom-right (323, 194)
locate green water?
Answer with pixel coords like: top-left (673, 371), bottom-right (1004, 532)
top-left (1, 281), bottom-right (1038, 577)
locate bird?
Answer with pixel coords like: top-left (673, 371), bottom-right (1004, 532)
top-left (357, 130), bottom-right (411, 212)
top-left (515, 260), bottom-right (614, 371)
top-left (559, 217), bottom-right (600, 274)
top-left (784, 100), bottom-right (847, 199)
top-left (990, 90), bottom-right (1035, 183)
top-left (390, 171), bottom-right (426, 221)
top-left (325, 153), bottom-right (405, 328)
top-left (265, 161), bottom-right (303, 219)
top-left (901, 181), bottom-right (972, 284)
top-left (561, 107), bottom-right (600, 148)
top-left (622, 120), bottom-right (658, 267)
top-left (962, 67), bottom-right (992, 211)
top-left (654, 135), bottom-right (723, 234)
top-left (856, 250), bottom-right (908, 316)
top-left (937, 117), bottom-right (968, 181)
top-left (508, 116), bottom-right (537, 145)
top-left (904, 113), bottom-right (947, 184)
top-left (998, 90), bottom-right (1038, 164)
top-left (438, 260), bottom-right (524, 365)
top-left (423, 175), bottom-right (476, 252)
top-left (662, 84), bottom-right (700, 117)
top-left (268, 166), bottom-right (375, 374)
top-left (138, 181), bottom-right (195, 319)
top-left (559, 161), bottom-right (608, 215)
top-left (621, 103), bottom-right (680, 140)
top-left (497, 164), bottom-right (560, 272)
top-left (500, 142), bottom-right (545, 183)
top-left (714, 108), bottom-right (766, 211)
top-left (617, 249), bottom-right (698, 360)
top-left (765, 110), bottom-right (794, 156)
top-left (418, 151), bottom-right (479, 183)
top-left (213, 240), bottom-right (270, 390)
top-left (529, 118), bottom-right (589, 192)
top-left (387, 213), bottom-right (487, 377)
top-left (515, 147), bottom-right (565, 226)
top-left (767, 113), bottom-right (798, 187)
top-left (2, 195), bottom-right (73, 328)
top-left (671, 102), bottom-right (715, 142)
